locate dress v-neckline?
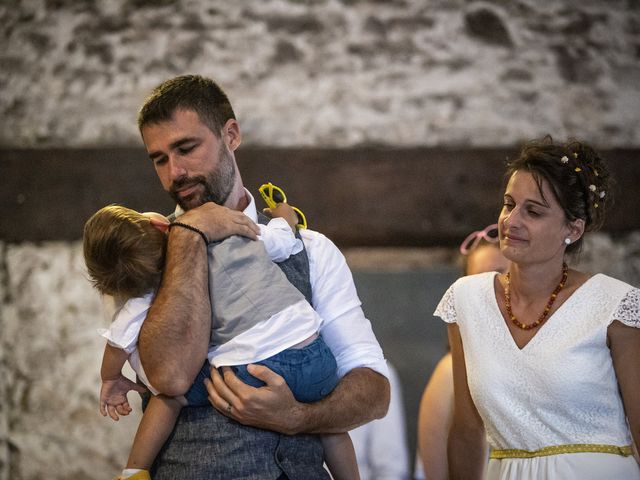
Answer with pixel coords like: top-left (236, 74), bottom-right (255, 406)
top-left (490, 272), bottom-right (600, 351)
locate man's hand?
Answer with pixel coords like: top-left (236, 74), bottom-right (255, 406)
top-left (99, 373), bottom-right (148, 421)
top-left (205, 365), bottom-right (390, 435)
top-left (264, 203), bottom-right (298, 231)
top-left (178, 202), bottom-right (261, 242)
top-left (204, 365), bottom-right (306, 435)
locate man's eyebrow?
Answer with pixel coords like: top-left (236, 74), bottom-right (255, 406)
top-left (148, 150), bottom-right (163, 161)
top-left (148, 137), bottom-right (198, 161)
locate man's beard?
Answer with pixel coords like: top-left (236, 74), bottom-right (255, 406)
top-left (169, 144), bottom-right (236, 211)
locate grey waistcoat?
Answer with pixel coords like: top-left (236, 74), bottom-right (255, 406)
top-left (207, 233), bottom-right (310, 347)
top-left (151, 214), bottom-right (327, 480)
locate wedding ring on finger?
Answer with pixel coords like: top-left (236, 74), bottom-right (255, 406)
top-left (226, 402), bottom-right (233, 414)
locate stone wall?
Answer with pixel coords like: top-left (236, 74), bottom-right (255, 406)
top-left (0, 241), bottom-right (140, 480)
top-left (2, 0), bottom-right (640, 148)
top-left (2, 0), bottom-right (640, 478)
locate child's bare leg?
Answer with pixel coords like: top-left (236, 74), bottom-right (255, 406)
top-left (322, 432), bottom-right (360, 480)
top-left (125, 395), bottom-right (187, 470)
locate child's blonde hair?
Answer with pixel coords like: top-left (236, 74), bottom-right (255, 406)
top-left (83, 205), bottom-right (166, 299)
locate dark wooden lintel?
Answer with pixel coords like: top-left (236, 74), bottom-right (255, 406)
top-left (2, 147), bottom-right (639, 246)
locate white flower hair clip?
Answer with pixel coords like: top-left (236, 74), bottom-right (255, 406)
top-left (589, 184), bottom-right (597, 192)
top-left (560, 156), bottom-right (569, 164)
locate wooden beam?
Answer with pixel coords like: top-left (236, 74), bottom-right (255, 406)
top-left (2, 147), bottom-right (639, 246)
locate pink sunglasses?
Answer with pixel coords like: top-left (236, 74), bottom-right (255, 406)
top-left (459, 224), bottom-right (499, 255)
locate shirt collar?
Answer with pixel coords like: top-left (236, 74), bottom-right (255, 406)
top-left (243, 189), bottom-right (258, 222)
top-left (173, 188), bottom-right (257, 221)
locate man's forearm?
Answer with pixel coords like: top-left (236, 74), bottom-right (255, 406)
top-left (292, 367), bottom-right (390, 435)
top-left (138, 228), bottom-right (211, 396)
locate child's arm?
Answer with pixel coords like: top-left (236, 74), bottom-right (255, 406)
top-left (100, 342), bottom-right (147, 421)
top-left (321, 432), bottom-right (361, 480)
top-left (125, 394), bottom-right (186, 471)
top-left (264, 202), bottom-right (298, 231)
top-left (260, 203), bottom-right (303, 263)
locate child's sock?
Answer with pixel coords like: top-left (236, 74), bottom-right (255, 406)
top-left (120, 469), bottom-right (150, 479)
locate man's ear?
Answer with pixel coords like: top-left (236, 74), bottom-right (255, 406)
top-left (222, 118), bottom-right (241, 151)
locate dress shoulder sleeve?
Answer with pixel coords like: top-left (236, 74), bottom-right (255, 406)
top-left (434, 284), bottom-right (457, 324)
top-left (612, 287), bottom-right (640, 328)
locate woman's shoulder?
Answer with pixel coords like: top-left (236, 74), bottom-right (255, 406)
top-left (453, 271), bottom-right (497, 291)
top-left (574, 273), bottom-right (639, 327)
top-left (444, 272), bottom-right (497, 307)
top-left (582, 272), bottom-right (636, 295)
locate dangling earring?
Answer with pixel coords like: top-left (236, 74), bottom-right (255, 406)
top-left (564, 238), bottom-right (571, 245)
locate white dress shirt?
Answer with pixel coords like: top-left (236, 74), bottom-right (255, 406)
top-left (173, 190), bottom-right (390, 379)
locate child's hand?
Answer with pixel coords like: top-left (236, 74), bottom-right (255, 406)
top-left (99, 374), bottom-right (147, 421)
top-left (264, 203), bottom-right (298, 230)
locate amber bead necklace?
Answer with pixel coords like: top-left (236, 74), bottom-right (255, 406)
top-left (504, 262), bottom-right (569, 331)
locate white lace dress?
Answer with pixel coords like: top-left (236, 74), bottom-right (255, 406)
top-left (435, 272), bottom-right (640, 480)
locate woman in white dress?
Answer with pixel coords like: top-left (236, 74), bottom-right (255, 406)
top-left (417, 225), bottom-right (509, 480)
top-left (436, 138), bottom-right (640, 480)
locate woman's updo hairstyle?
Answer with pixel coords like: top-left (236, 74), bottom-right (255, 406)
top-left (505, 136), bottom-right (612, 254)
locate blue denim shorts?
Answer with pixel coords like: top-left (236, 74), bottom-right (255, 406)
top-left (184, 335), bottom-right (338, 406)
top-left (184, 361), bottom-right (214, 406)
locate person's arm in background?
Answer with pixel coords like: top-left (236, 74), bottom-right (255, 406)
top-left (350, 363), bottom-right (410, 480)
top-left (138, 202), bottom-right (260, 396)
top-left (206, 230), bottom-right (390, 434)
top-left (417, 352), bottom-right (454, 480)
top-left (447, 323), bottom-right (487, 479)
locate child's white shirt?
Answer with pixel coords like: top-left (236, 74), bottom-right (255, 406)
top-left (97, 217), bottom-right (308, 394)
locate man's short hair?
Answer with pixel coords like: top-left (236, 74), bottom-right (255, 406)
top-left (138, 74), bottom-right (236, 136)
top-left (83, 205), bottom-right (166, 299)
